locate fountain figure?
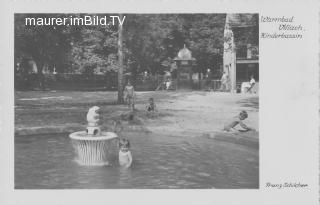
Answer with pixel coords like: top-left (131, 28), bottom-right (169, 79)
top-left (69, 106), bottom-right (118, 166)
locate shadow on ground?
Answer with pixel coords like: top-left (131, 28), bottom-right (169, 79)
top-left (236, 96), bottom-right (259, 109)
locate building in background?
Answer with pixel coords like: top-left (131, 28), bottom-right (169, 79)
top-left (174, 45), bottom-right (196, 89)
top-left (224, 14), bottom-right (259, 93)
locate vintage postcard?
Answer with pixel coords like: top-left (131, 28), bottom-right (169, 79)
top-left (0, 0), bottom-right (318, 205)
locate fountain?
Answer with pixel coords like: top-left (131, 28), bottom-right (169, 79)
top-left (69, 106), bottom-right (118, 166)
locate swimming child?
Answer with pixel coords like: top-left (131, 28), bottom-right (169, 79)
top-left (118, 138), bottom-right (133, 168)
top-left (223, 110), bottom-right (252, 132)
top-left (124, 80), bottom-right (135, 110)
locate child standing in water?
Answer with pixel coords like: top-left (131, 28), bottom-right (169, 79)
top-left (223, 111), bottom-right (252, 132)
top-left (118, 138), bottom-right (133, 168)
top-left (124, 80), bottom-right (135, 110)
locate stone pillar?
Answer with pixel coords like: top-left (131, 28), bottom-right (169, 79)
top-left (223, 14), bottom-right (237, 93)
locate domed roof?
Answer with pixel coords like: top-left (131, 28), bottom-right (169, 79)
top-left (177, 45), bottom-right (192, 60)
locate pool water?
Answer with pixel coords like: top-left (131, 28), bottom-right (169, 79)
top-left (15, 132), bottom-right (259, 189)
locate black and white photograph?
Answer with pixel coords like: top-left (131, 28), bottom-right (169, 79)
top-left (1, 0), bottom-right (319, 204)
top-left (14, 13), bottom-right (259, 189)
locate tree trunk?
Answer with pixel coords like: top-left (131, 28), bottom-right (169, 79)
top-left (35, 59), bottom-right (45, 90)
top-left (117, 14), bottom-right (124, 104)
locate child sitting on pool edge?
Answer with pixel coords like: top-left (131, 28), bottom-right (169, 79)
top-left (223, 110), bottom-right (252, 132)
top-left (118, 138), bottom-right (133, 168)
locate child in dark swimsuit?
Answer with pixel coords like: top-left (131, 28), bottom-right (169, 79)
top-left (146, 98), bottom-right (156, 112)
top-left (146, 97), bottom-right (158, 117)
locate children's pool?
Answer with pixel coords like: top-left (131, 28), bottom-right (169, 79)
top-left (15, 132), bottom-right (258, 189)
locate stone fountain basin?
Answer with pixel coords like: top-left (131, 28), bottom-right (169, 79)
top-left (69, 131), bottom-right (118, 166)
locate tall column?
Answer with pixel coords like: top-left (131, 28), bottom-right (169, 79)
top-left (223, 14), bottom-right (237, 93)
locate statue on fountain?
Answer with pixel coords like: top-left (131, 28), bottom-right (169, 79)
top-left (86, 106), bottom-right (101, 135)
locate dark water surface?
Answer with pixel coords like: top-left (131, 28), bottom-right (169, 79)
top-left (15, 132), bottom-right (258, 189)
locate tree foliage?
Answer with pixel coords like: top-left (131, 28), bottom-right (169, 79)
top-left (14, 13), bottom-right (258, 88)
top-left (15, 14), bottom-right (75, 73)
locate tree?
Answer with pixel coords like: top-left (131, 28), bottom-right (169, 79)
top-left (123, 14), bottom-right (226, 77)
top-left (69, 14), bottom-right (118, 74)
top-left (15, 13), bottom-right (254, 91)
top-left (117, 14), bottom-right (124, 104)
top-left (185, 14), bottom-right (226, 75)
top-left (15, 14), bottom-right (75, 89)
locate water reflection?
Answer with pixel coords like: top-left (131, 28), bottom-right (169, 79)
top-left (118, 167), bottom-right (132, 188)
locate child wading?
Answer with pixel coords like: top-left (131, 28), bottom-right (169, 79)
top-left (146, 97), bottom-right (157, 117)
top-left (223, 111), bottom-right (252, 132)
top-left (124, 80), bottom-right (135, 110)
top-left (146, 97), bottom-right (156, 111)
top-left (113, 119), bottom-right (132, 168)
top-left (118, 138), bottom-right (133, 168)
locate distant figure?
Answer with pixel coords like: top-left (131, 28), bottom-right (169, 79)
top-left (220, 71), bottom-right (228, 91)
top-left (118, 138), bottom-right (133, 168)
top-left (247, 75), bottom-right (256, 93)
top-left (124, 80), bottom-right (135, 110)
top-left (242, 75), bottom-right (256, 93)
top-left (165, 79), bottom-right (172, 90)
top-left (205, 69), bottom-right (212, 91)
top-left (223, 111), bottom-right (252, 132)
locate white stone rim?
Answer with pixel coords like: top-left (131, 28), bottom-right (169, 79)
top-left (69, 131), bottom-right (118, 140)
